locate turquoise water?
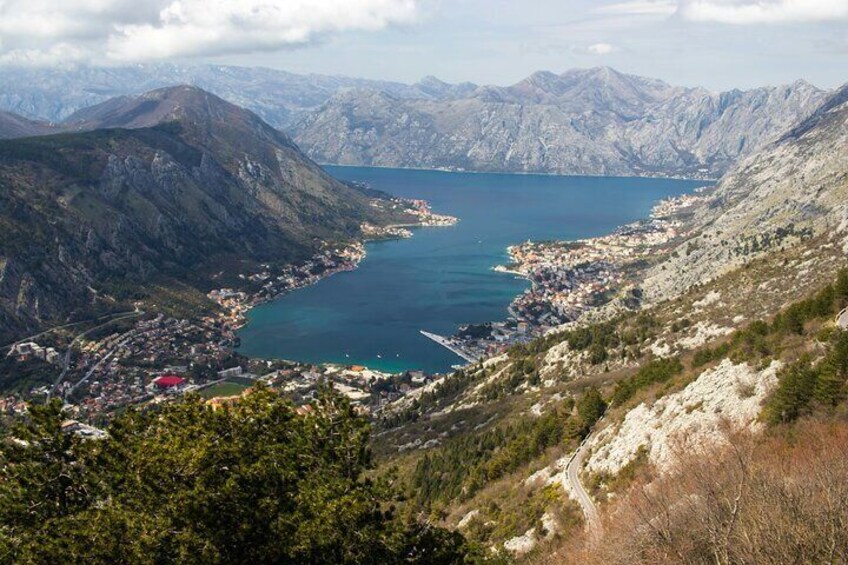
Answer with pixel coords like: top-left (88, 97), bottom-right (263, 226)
top-left (237, 167), bottom-right (703, 373)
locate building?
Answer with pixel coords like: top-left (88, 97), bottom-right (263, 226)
top-left (152, 375), bottom-right (186, 390)
top-left (218, 366), bottom-right (243, 378)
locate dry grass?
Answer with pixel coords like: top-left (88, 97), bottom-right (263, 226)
top-left (537, 419), bottom-right (848, 564)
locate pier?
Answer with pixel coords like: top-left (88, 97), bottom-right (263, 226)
top-left (420, 330), bottom-right (477, 363)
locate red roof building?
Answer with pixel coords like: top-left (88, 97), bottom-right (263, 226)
top-left (152, 375), bottom-right (186, 389)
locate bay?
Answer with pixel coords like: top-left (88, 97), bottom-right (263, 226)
top-left (236, 167), bottom-right (704, 373)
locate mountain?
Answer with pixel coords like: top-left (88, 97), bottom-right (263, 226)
top-left (0, 64), bottom-right (827, 178)
top-left (292, 67), bottom-right (826, 178)
top-left (360, 82), bottom-right (848, 560)
top-left (644, 82), bottom-right (848, 299)
top-left (0, 64), bottom-right (472, 129)
top-left (0, 85), bottom-right (403, 342)
top-left (0, 111), bottom-right (57, 139)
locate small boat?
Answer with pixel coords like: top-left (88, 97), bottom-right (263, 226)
top-left (377, 354), bottom-right (382, 359)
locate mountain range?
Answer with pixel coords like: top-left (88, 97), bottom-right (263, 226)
top-left (292, 67), bottom-right (826, 178)
top-left (0, 85), bottom-right (405, 343)
top-left (0, 64), bottom-right (828, 179)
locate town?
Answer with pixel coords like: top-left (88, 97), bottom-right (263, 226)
top-left (2, 190), bottom-right (703, 429)
top-left (1, 196), bottom-right (457, 427)
top-left (440, 188), bottom-right (712, 360)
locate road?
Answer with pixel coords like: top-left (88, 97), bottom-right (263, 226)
top-left (565, 427), bottom-right (602, 535)
top-left (65, 331), bottom-right (137, 396)
top-left (838, 307), bottom-right (848, 330)
top-left (49, 310), bottom-right (143, 398)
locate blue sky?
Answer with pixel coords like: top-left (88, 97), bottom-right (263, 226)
top-left (0, 0), bottom-right (845, 90)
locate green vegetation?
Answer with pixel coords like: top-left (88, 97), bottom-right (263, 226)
top-left (409, 388), bottom-right (609, 512)
top-left (762, 330), bottom-right (848, 424)
top-left (0, 388), bottom-right (478, 564)
top-left (611, 358), bottom-right (683, 406)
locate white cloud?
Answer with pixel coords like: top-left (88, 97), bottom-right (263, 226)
top-left (678, 0), bottom-right (848, 24)
top-left (0, 0), bottom-right (419, 65)
top-left (586, 43), bottom-right (618, 55)
top-left (598, 1), bottom-right (678, 16)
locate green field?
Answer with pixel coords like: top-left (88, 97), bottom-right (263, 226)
top-left (199, 380), bottom-right (250, 399)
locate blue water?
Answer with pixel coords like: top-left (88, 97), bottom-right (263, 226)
top-left (237, 167), bottom-right (703, 373)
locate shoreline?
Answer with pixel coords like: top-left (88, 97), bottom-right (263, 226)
top-left (324, 163), bottom-right (718, 183)
top-left (213, 199), bottom-right (459, 355)
top-left (225, 187), bottom-right (711, 375)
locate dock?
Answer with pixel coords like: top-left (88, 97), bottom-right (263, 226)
top-left (420, 330), bottom-right (477, 363)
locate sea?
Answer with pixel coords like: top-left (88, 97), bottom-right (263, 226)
top-left (236, 166), bottom-right (704, 373)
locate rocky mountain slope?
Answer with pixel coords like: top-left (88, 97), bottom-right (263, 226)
top-left (371, 80), bottom-right (848, 560)
top-left (293, 67), bottom-right (826, 179)
top-left (0, 86), bottom-right (404, 342)
top-left (644, 82), bottom-right (848, 300)
top-left (0, 65), bottom-right (827, 179)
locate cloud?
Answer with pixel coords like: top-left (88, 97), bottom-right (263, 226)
top-left (585, 42), bottom-right (618, 55)
top-left (0, 0), bottom-right (419, 65)
top-left (598, 1), bottom-right (678, 16)
top-left (678, 0), bottom-right (848, 24)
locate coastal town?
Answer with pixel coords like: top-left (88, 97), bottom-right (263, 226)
top-left (0, 196), bottom-right (457, 426)
top-left (1, 189), bottom-right (707, 428)
top-left (442, 189), bottom-right (711, 359)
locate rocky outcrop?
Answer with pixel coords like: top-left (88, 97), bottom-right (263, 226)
top-left (586, 359), bottom-right (781, 476)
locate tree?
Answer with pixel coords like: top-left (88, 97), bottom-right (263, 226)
top-left (577, 388), bottom-right (607, 434)
top-left (0, 387), bottom-right (474, 564)
top-left (762, 358), bottom-right (818, 424)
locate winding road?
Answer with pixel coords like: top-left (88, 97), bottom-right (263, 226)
top-left (837, 307), bottom-right (848, 330)
top-left (565, 425), bottom-right (602, 535)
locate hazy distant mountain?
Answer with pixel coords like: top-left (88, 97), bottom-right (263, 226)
top-left (0, 86), bottom-right (403, 341)
top-left (0, 111), bottom-right (57, 139)
top-left (0, 64), bottom-right (474, 128)
top-left (0, 64), bottom-right (827, 179)
top-left (292, 67), bottom-right (826, 179)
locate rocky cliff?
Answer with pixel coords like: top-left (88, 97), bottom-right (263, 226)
top-left (644, 83), bottom-right (848, 300)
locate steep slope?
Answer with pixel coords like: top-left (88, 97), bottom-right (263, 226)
top-left (0, 86), bottom-right (402, 342)
top-left (293, 68), bottom-right (825, 178)
top-left (644, 83), bottom-right (848, 300)
top-left (0, 111), bottom-right (57, 139)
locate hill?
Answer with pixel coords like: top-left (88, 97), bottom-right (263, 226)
top-left (0, 64), bottom-right (827, 179)
top-left (0, 86), bottom-right (408, 343)
top-left (365, 82), bottom-right (848, 560)
top-left (0, 111), bottom-right (56, 139)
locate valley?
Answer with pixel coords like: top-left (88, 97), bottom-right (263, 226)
top-left (0, 55), bottom-right (846, 565)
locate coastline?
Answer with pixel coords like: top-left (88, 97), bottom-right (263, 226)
top-left (212, 198), bottom-right (459, 347)
top-left (224, 184), bottom-right (711, 375)
top-left (324, 163), bottom-right (719, 183)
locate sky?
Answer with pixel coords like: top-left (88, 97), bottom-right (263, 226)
top-left (0, 0), bottom-right (845, 90)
